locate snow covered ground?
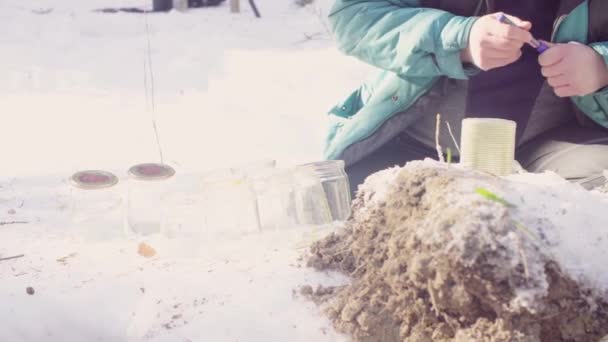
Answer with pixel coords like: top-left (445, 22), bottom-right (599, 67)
top-left (0, 0), bottom-right (370, 341)
top-left (4, 1), bottom-right (608, 341)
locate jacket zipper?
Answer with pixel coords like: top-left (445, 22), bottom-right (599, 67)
top-left (485, 0), bottom-right (493, 14)
top-left (473, 0), bottom-right (484, 16)
top-left (551, 15), bottom-right (567, 43)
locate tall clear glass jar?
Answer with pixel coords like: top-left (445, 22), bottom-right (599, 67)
top-left (161, 192), bottom-right (205, 239)
top-left (69, 170), bottom-right (123, 241)
top-left (250, 169), bottom-right (298, 231)
top-left (231, 159), bottom-right (276, 178)
top-left (200, 169), bottom-right (260, 238)
top-left (298, 160), bottom-right (352, 222)
top-left (126, 163), bottom-right (176, 236)
top-left (292, 167), bottom-right (333, 226)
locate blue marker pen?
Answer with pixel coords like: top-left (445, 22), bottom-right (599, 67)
top-left (495, 13), bottom-right (549, 54)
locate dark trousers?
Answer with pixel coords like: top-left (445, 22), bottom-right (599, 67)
top-left (346, 120), bottom-right (608, 195)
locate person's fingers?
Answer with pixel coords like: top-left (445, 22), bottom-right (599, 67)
top-left (502, 13), bottom-right (532, 31)
top-left (539, 45), bottom-right (566, 67)
top-left (489, 20), bottom-right (533, 43)
top-left (504, 50), bottom-right (523, 64)
top-left (488, 36), bottom-right (525, 51)
top-left (480, 46), bottom-right (520, 60)
top-left (540, 40), bottom-right (556, 48)
top-left (541, 62), bottom-right (565, 78)
top-left (547, 74), bottom-right (570, 88)
top-left (553, 85), bottom-right (578, 98)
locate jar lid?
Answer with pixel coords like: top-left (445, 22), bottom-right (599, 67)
top-left (70, 170), bottom-right (119, 189)
top-left (299, 160), bottom-right (345, 169)
top-left (128, 163), bottom-right (175, 181)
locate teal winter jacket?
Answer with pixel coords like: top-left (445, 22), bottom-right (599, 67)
top-left (324, 0), bottom-right (608, 164)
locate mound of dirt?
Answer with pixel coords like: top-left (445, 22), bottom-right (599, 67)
top-left (305, 162), bottom-right (608, 342)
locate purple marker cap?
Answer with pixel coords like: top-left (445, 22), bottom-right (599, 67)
top-left (536, 41), bottom-right (549, 54)
top-left (495, 13), bottom-right (511, 24)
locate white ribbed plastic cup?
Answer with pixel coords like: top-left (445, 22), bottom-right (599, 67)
top-left (460, 118), bottom-right (517, 176)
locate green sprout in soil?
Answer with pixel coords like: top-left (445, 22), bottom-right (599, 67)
top-left (475, 187), bottom-right (516, 208)
top-left (475, 187), bottom-right (539, 241)
top-left (446, 148), bottom-right (452, 165)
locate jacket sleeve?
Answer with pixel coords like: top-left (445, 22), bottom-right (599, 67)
top-left (329, 0), bottom-right (478, 79)
top-left (571, 41), bottom-right (608, 126)
top-left (590, 41), bottom-right (608, 91)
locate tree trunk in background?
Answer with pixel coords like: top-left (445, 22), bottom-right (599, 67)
top-left (230, 0), bottom-right (240, 13)
top-left (153, 0), bottom-right (173, 11)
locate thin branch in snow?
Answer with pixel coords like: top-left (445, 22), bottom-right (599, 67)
top-left (435, 113), bottom-right (445, 163)
top-left (517, 236), bottom-right (530, 280)
top-left (0, 221), bottom-right (28, 226)
top-left (309, 2), bottom-right (332, 37)
top-left (293, 32), bottom-right (323, 45)
top-left (248, 0), bottom-right (261, 18)
top-left (445, 120), bottom-right (461, 154)
top-left (143, 11), bottom-right (165, 164)
top-left (428, 279), bottom-right (441, 317)
top-left (0, 254), bottom-right (25, 262)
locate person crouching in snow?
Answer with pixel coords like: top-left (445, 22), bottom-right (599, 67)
top-left (323, 0), bottom-right (608, 196)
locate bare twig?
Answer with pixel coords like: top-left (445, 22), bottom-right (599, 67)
top-left (56, 253), bottom-right (78, 265)
top-left (538, 312), bottom-right (562, 321)
top-left (32, 8), bottom-right (53, 15)
top-left (428, 279), bottom-right (441, 317)
top-left (512, 220), bottom-right (540, 241)
top-left (248, 0), bottom-right (261, 18)
top-left (435, 113), bottom-right (445, 163)
top-left (445, 121), bottom-right (461, 154)
top-left (0, 221), bottom-right (28, 226)
top-left (0, 254), bottom-right (25, 262)
top-left (328, 247), bottom-right (350, 258)
top-left (428, 279), bottom-right (459, 329)
top-left (143, 10), bottom-right (164, 164)
top-left (350, 262), bottom-right (366, 277)
top-left (294, 32), bottom-right (323, 44)
top-left (310, 2), bottom-right (332, 37)
top-left (517, 237), bottom-right (530, 280)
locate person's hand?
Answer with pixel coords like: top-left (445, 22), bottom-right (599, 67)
top-left (539, 42), bottom-right (608, 97)
top-left (461, 13), bottom-right (533, 71)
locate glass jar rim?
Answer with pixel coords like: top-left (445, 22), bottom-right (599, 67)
top-left (128, 163), bottom-right (176, 181)
top-left (297, 160), bottom-right (346, 179)
top-left (298, 160), bottom-right (345, 168)
top-left (70, 170), bottom-right (119, 189)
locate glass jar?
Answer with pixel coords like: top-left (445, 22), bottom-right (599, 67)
top-left (200, 169), bottom-right (260, 238)
top-left (231, 159), bottom-right (276, 178)
top-left (298, 160), bottom-right (352, 222)
top-left (159, 190), bottom-right (206, 257)
top-left (69, 170), bottom-right (123, 241)
top-left (126, 163), bottom-right (176, 236)
top-left (292, 167), bottom-right (333, 226)
top-left (250, 169), bottom-right (298, 231)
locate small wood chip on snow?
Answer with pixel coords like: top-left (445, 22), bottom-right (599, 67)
top-left (137, 242), bottom-right (157, 258)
